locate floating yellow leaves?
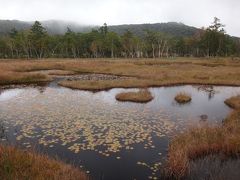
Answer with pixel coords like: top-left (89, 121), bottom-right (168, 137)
top-left (137, 161), bottom-right (162, 179)
top-left (16, 135), bottom-right (23, 141)
top-left (0, 87), bottom-right (176, 173)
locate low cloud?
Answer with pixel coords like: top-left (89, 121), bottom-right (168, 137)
top-left (0, 0), bottom-right (239, 36)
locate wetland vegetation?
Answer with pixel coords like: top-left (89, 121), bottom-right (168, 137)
top-left (115, 90), bottom-right (153, 103)
top-left (225, 95), bottom-right (240, 109)
top-left (0, 145), bottom-right (88, 180)
top-left (1, 58), bottom-right (240, 89)
top-left (174, 92), bottom-right (192, 104)
top-left (166, 99), bottom-right (240, 179)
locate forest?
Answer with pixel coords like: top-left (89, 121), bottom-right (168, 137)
top-left (0, 17), bottom-right (239, 59)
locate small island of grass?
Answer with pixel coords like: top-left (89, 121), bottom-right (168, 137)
top-left (224, 95), bottom-right (240, 109)
top-left (115, 90), bottom-right (153, 103)
top-left (175, 92), bottom-right (192, 104)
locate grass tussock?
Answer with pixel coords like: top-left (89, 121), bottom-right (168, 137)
top-left (1, 58), bottom-right (240, 87)
top-left (115, 90), bottom-right (153, 103)
top-left (175, 92), bottom-right (192, 104)
top-left (0, 145), bottom-right (88, 180)
top-left (225, 95), bottom-right (240, 109)
top-left (166, 100), bottom-right (240, 179)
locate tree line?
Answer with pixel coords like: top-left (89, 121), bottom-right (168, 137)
top-left (0, 17), bottom-right (239, 59)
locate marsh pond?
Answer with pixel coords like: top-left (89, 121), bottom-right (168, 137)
top-left (1, 75), bottom-right (240, 179)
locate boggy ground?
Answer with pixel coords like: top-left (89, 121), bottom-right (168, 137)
top-left (165, 95), bottom-right (240, 179)
top-left (0, 145), bottom-right (88, 180)
top-left (1, 58), bottom-right (240, 90)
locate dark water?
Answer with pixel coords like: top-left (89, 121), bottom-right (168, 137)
top-left (0, 83), bottom-right (240, 180)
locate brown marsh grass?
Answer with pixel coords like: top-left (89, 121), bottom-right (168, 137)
top-left (0, 145), bottom-right (88, 180)
top-left (187, 155), bottom-right (240, 180)
top-left (225, 95), bottom-right (240, 109)
top-left (166, 98), bottom-right (240, 179)
top-left (115, 89), bottom-right (153, 103)
top-left (0, 58), bottom-right (240, 88)
top-left (174, 92), bottom-right (192, 104)
top-left (0, 70), bottom-right (50, 85)
top-left (58, 79), bottom-right (154, 91)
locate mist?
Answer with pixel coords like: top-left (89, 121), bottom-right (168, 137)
top-left (0, 0), bottom-right (240, 36)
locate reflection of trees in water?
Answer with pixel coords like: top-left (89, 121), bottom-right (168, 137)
top-left (37, 86), bottom-right (47, 94)
top-left (0, 120), bottom-right (6, 139)
top-left (0, 119), bottom-right (9, 142)
top-left (196, 85), bottom-right (218, 100)
top-left (200, 114), bottom-right (208, 122)
top-left (0, 85), bottom-right (47, 95)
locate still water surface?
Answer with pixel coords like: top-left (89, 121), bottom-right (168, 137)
top-left (0, 83), bottom-right (240, 179)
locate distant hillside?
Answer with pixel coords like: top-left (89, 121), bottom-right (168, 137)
top-left (0, 20), bottom-right (31, 35)
top-left (0, 20), bottom-right (93, 35)
top-left (0, 20), bottom-right (199, 37)
top-left (109, 22), bottom-right (199, 37)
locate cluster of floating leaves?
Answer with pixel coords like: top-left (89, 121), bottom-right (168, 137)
top-left (0, 87), bottom-right (176, 157)
top-left (137, 160), bottom-right (162, 179)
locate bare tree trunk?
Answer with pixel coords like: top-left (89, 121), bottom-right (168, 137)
top-left (71, 47), bottom-right (76, 58)
top-left (111, 40), bottom-right (114, 58)
top-left (166, 46), bottom-right (169, 58)
top-left (161, 41), bottom-right (166, 57)
top-left (136, 43), bottom-right (140, 58)
top-left (33, 48), bottom-right (39, 59)
top-left (158, 40), bottom-right (162, 58)
top-left (152, 43), bottom-right (155, 58)
top-left (39, 47), bottom-right (44, 59)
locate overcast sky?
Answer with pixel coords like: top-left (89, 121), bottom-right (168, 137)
top-left (0, 0), bottom-right (239, 36)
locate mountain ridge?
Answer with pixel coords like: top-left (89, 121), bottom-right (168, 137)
top-left (0, 19), bottom-right (206, 37)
